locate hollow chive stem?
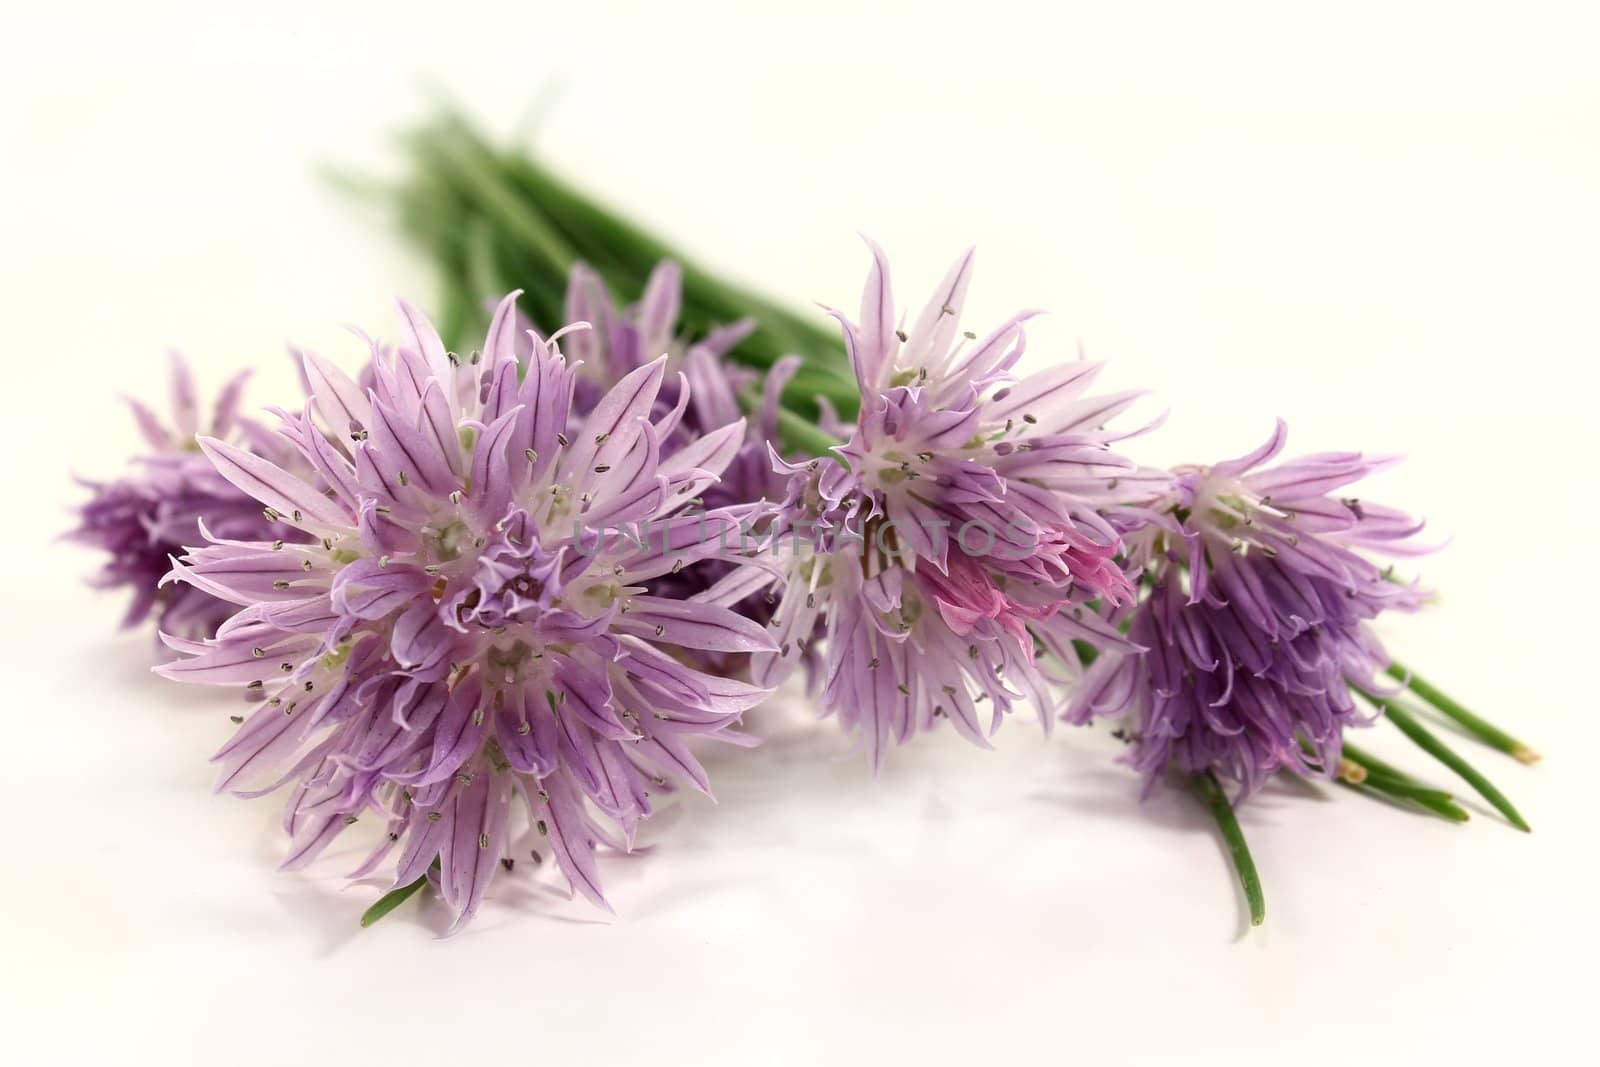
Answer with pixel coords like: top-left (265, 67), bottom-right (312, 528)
top-left (745, 356), bottom-right (864, 417)
top-left (1374, 779), bottom-right (1472, 822)
top-left (491, 136), bottom-right (851, 360)
top-left (419, 114), bottom-right (857, 374)
top-left (1356, 689), bottom-right (1531, 832)
top-left (768, 403), bottom-right (847, 459)
top-left (409, 127), bottom-right (579, 280)
top-left (1339, 741), bottom-right (1428, 786)
top-left (1337, 753), bottom-right (1472, 822)
top-left (1192, 771), bottom-right (1265, 928)
top-left (1385, 661), bottom-right (1540, 764)
top-left (393, 117), bottom-right (862, 421)
top-left (1338, 777), bottom-right (1471, 822)
top-left (360, 873), bottom-right (429, 928)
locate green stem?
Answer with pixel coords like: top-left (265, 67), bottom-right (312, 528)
top-left (1339, 741), bottom-right (1425, 786)
top-left (360, 872), bottom-right (429, 928)
top-left (410, 127), bottom-right (578, 278)
top-left (491, 132), bottom-right (849, 358)
top-left (1193, 771), bottom-right (1265, 928)
top-left (1338, 777), bottom-right (1471, 822)
top-left (1337, 754), bottom-right (1472, 822)
top-left (774, 365), bottom-right (865, 411)
top-left (393, 114), bottom-right (860, 420)
top-left (1357, 689), bottom-right (1532, 832)
top-left (754, 397), bottom-right (847, 459)
top-left (419, 116), bottom-right (852, 353)
top-left (1385, 661), bottom-right (1539, 764)
top-left (1338, 744), bottom-right (1471, 822)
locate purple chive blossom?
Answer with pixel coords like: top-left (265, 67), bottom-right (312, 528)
top-left (1067, 420), bottom-right (1430, 795)
top-left (561, 259), bottom-right (793, 512)
top-left (156, 293), bottom-right (776, 930)
top-left (564, 261), bottom-right (754, 435)
top-left (708, 243), bottom-right (1163, 768)
top-left (70, 355), bottom-right (302, 639)
top-left (553, 261), bottom-right (800, 668)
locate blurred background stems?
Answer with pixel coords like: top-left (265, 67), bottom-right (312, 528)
top-left (350, 110), bottom-right (860, 421)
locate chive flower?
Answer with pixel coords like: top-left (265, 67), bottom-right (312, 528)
top-left (71, 356), bottom-right (300, 639)
top-left (1067, 420), bottom-right (1428, 793)
top-left (730, 244), bottom-right (1160, 767)
top-left (157, 295), bottom-right (776, 929)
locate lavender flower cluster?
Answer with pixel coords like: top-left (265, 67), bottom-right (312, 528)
top-left (72, 245), bottom-right (1526, 931)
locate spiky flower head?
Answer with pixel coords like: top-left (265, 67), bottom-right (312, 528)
top-left (560, 259), bottom-right (790, 513)
top-left (731, 244), bottom-right (1161, 768)
top-left (549, 262), bottom-right (799, 671)
top-left (564, 262), bottom-right (752, 426)
top-left (1068, 420), bottom-right (1429, 794)
top-left (157, 294), bottom-right (776, 929)
top-left (70, 355), bottom-right (299, 639)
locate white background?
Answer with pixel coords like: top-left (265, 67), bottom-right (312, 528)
top-left (3, 3), bottom-right (1597, 1064)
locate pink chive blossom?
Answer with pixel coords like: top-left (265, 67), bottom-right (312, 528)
top-left (1067, 420), bottom-right (1430, 795)
top-left (156, 294), bottom-right (776, 930)
top-left (706, 243), bottom-right (1165, 768)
